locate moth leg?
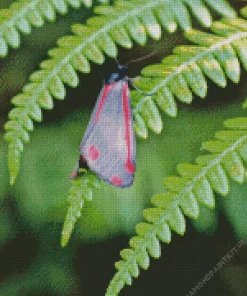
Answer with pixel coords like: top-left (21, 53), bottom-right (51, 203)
top-left (70, 160), bottom-right (80, 179)
top-left (127, 78), bottom-right (156, 96)
top-left (70, 156), bottom-right (89, 179)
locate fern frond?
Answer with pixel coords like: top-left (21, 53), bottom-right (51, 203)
top-left (4, 0), bottom-right (236, 184)
top-left (0, 0), bottom-right (109, 58)
top-left (132, 17), bottom-right (247, 138)
top-left (106, 117), bottom-right (247, 296)
top-left (61, 172), bottom-right (100, 247)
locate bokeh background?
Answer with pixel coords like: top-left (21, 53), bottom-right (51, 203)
top-left (0, 0), bottom-right (247, 295)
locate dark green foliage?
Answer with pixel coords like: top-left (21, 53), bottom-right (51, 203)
top-left (1, 1), bottom-right (247, 296)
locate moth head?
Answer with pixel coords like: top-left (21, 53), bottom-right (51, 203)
top-left (117, 64), bottom-right (128, 77)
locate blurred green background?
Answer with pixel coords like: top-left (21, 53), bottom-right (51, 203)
top-left (0, 0), bottom-right (247, 295)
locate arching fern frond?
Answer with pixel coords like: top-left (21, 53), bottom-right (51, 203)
top-left (132, 17), bottom-right (247, 138)
top-left (61, 172), bottom-right (100, 247)
top-left (4, 0), bottom-right (236, 184)
top-left (106, 117), bottom-right (247, 296)
top-left (0, 0), bottom-right (108, 58)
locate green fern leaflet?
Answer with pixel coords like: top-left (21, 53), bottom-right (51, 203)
top-left (132, 18), bottom-right (247, 138)
top-left (106, 117), bottom-right (247, 296)
top-left (61, 172), bottom-right (100, 247)
top-left (0, 0), bottom-right (108, 58)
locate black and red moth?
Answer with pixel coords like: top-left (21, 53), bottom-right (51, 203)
top-left (70, 64), bottom-right (137, 188)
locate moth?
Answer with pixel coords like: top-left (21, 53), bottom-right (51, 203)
top-left (71, 58), bottom-right (154, 188)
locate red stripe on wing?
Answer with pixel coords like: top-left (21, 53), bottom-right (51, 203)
top-left (122, 81), bottom-right (135, 174)
top-left (94, 83), bottom-right (115, 123)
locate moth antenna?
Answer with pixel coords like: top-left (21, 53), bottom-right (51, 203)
top-left (126, 51), bottom-right (158, 66)
top-left (114, 58), bottom-right (120, 66)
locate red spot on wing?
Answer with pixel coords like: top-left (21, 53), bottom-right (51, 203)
top-left (94, 83), bottom-right (115, 123)
top-left (88, 145), bottom-right (100, 161)
top-left (81, 155), bottom-right (86, 162)
top-left (111, 175), bottom-right (123, 186)
top-left (70, 170), bottom-right (77, 179)
top-left (125, 161), bottom-right (135, 174)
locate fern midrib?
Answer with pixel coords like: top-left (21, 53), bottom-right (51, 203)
top-left (16, 0), bottom-right (167, 114)
top-left (107, 134), bottom-right (247, 294)
top-left (0, 0), bottom-right (41, 33)
top-left (133, 31), bottom-right (247, 113)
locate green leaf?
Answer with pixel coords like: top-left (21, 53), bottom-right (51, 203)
top-left (146, 235), bottom-right (161, 258)
top-left (182, 0), bottom-right (212, 27)
top-left (151, 192), bottom-right (176, 209)
top-left (96, 34), bottom-right (117, 57)
top-left (156, 223), bottom-right (171, 243)
top-left (177, 163), bottom-right (202, 179)
top-left (193, 177), bottom-right (215, 208)
top-left (48, 76), bottom-right (66, 100)
top-left (166, 207), bottom-right (186, 235)
top-left (125, 18), bottom-right (146, 46)
top-left (198, 53), bottom-right (227, 87)
top-left (202, 140), bottom-right (230, 153)
top-left (213, 45), bottom-right (240, 83)
top-left (170, 0), bottom-right (191, 31)
top-left (182, 62), bottom-right (207, 98)
top-left (0, 36), bottom-right (7, 57)
top-left (4, 27), bottom-right (20, 48)
top-left (154, 3), bottom-right (177, 33)
top-left (107, 114), bottom-right (247, 295)
top-left (163, 176), bottom-right (186, 191)
top-left (215, 130), bottom-right (247, 142)
top-left (109, 26), bottom-right (132, 48)
top-left (61, 173), bottom-right (98, 247)
top-left (140, 10), bottom-right (161, 40)
top-left (154, 88), bottom-right (177, 117)
top-left (134, 114), bottom-right (148, 139)
top-left (0, 0), bottom-right (107, 57)
top-left (221, 152), bottom-right (245, 184)
top-left (139, 99), bottom-right (162, 133)
top-left (168, 75), bottom-right (193, 103)
top-left (59, 64), bottom-right (79, 88)
top-left (129, 236), bottom-right (143, 250)
top-left (38, 1), bottom-right (56, 22)
top-left (136, 223), bottom-right (153, 236)
top-left (83, 43), bottom-right (105, 64)
top-left (224, 117), bottom-right (247, 129)
top-left (27, 9), bottom-right (44, 27)
top-left (179, 191), bottom-right (199, 219)
top-left (136, 249), bottom-right (150, 270)
top-left (204, 0), bottom-right (236, 18)
top-left (37, 91), bottom-right (54, 110)
top-left (206, 164), bottom-right (229, 196)
top-left (143, 207), bottom-right (164, 224)
top-left (71, 53), bottom-right (91, 73)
